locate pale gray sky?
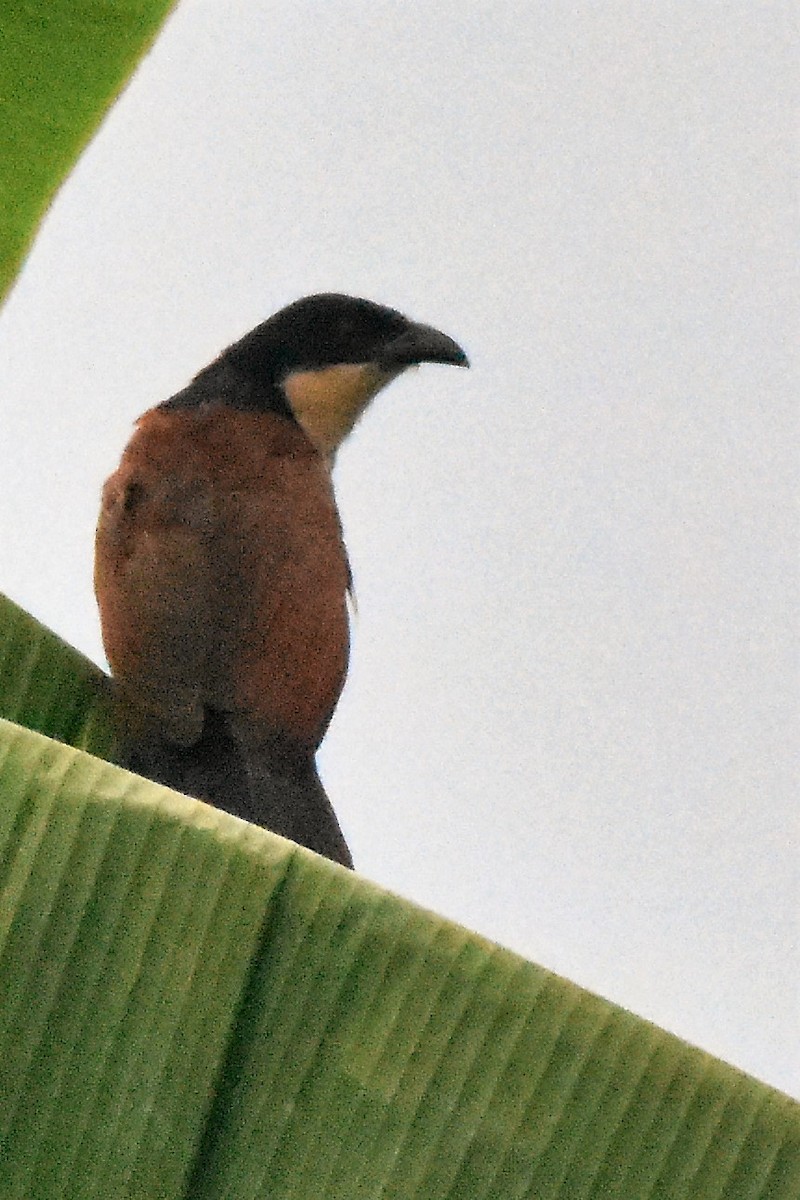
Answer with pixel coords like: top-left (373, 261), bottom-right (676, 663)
top-left (0, 2), bottom-right (796, 1097)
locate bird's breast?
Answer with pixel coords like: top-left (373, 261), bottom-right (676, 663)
top-left (97, 404), bottom-right (352, 752)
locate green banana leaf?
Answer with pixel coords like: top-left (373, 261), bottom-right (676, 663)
top-left (0, 594), bottom-right (115, 760)
top-left (0, 0), bottom-right (177, 300)
top-left (0, 592), bottom-right (798, 1198)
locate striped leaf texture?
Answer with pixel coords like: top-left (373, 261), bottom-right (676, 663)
top-left (0, 594), bottom-right (115, 759)
top-left (0, 594), bottom-right (797, 1198)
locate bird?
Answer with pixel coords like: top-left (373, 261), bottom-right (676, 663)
top-left (95, 293), bottom-right (468, 867)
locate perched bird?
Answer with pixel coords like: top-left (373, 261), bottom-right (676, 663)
top-left (95, 293), bottom-right (468, 867)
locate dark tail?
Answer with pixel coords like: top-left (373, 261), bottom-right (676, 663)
top-left (240, 745), bottom-right (353, 869)
top-left (119, 708), bottom-right (353, 869)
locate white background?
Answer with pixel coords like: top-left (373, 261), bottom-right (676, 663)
top-left (0, 2), bottom-right (796, 1097)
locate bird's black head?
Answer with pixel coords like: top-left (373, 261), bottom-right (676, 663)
top-left (165, 293), bottom-right (469, 456)
top-left (227, 293), bottom-right (469, 376)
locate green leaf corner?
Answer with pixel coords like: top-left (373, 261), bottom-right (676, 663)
top-left (0, 0), bottom-right (177, 301)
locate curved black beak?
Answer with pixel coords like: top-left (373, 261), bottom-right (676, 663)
top-left (378, 320), bottom-right (470, 371)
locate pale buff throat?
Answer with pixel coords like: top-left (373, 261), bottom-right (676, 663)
top-left (282, 362), bottom-right (403, 458)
